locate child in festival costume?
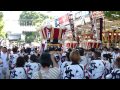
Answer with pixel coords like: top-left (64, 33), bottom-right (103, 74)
top-left (106, 57), bottom-right (120, 79)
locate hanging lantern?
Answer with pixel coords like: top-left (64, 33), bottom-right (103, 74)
top-left (109, 33), bottom-right (111, 35)
top-left (114, 33), bottom-right (116, 35)
top-left (119, 33), bottom-right (120, 36)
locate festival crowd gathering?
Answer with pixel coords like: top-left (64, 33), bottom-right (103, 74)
top-left (0, 11), bottom-right (120, 79)
top-left (0, 45), bottom-right (120, 79)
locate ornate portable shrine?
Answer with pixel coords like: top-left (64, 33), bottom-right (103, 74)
top-left (80, 33), bottom-right (101, 49)
top-left (40, 25), bottom-right (66, 47)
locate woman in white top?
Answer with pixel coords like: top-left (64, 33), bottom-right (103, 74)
top-left (32, 52), bottom-right (60, 79)
top-left (10, 56), bottom-right (27, 79)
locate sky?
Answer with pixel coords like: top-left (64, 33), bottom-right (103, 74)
top-left (2, 11), bottom-right (70, 33)
top-left (39, 11), bottom-right (70, 17)
top-left (3, 11), bottom-right (22, 33)
top-left (2, 11), bottom-right (89, 33)
top-left (3, 11), bottom-right (70, 20)
top-left (3, 11), bottom-right (22, 20)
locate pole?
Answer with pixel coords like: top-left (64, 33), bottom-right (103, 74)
top-left (68, 11), bottom-right (76, 41)
top-left (100, 18), bottom-right (103, 42)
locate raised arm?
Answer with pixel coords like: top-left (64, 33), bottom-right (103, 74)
top-left (50, 51), bottom-right (59, 68)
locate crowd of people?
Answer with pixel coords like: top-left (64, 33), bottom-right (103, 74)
top-left (0, 45), bottom-right (120, 79)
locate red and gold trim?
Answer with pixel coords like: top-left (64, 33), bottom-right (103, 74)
top-left (96, 42), bottom-right (99, 48)
top-left (50, 27), bottom-right (54, 42)
top-left (58, 28), bottom-right (62, 42)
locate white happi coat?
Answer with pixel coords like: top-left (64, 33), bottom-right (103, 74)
top-left (103, 60), bottom-right (113, 76)
top-left (87, 60), bottom-right (105, 79)
top-left (9, 53), bottom-right (19, 69)
top-left (60, 61), bottom-right (72, 79)
top-left (10, 67), bottom-right (27, 79)
top-left (24, 62), bottom-right (41, 79)
top-left (63, 64), bottom-right (85, 79)
top-left (113, 53), bottom-right (120, 60)
top-left (106, 68), bottom-right (120, 79)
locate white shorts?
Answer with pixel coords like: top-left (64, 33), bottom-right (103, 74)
top-left (0, 67), bottom-right (10, 79)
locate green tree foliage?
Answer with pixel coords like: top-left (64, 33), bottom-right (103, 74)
top-left (0, 12), bottom-right (6, 39)
top-left (19, 11), bottom-right (49, 26)
top-left (23, 32), bottom-right (35, 43)
top-left (19, 11), bottom-right (49, 43)
top-left (104, 11), bottom-right (120, 20)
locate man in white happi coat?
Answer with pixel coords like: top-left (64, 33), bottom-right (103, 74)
top-left (0, 47), bottom-right (10, 79)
